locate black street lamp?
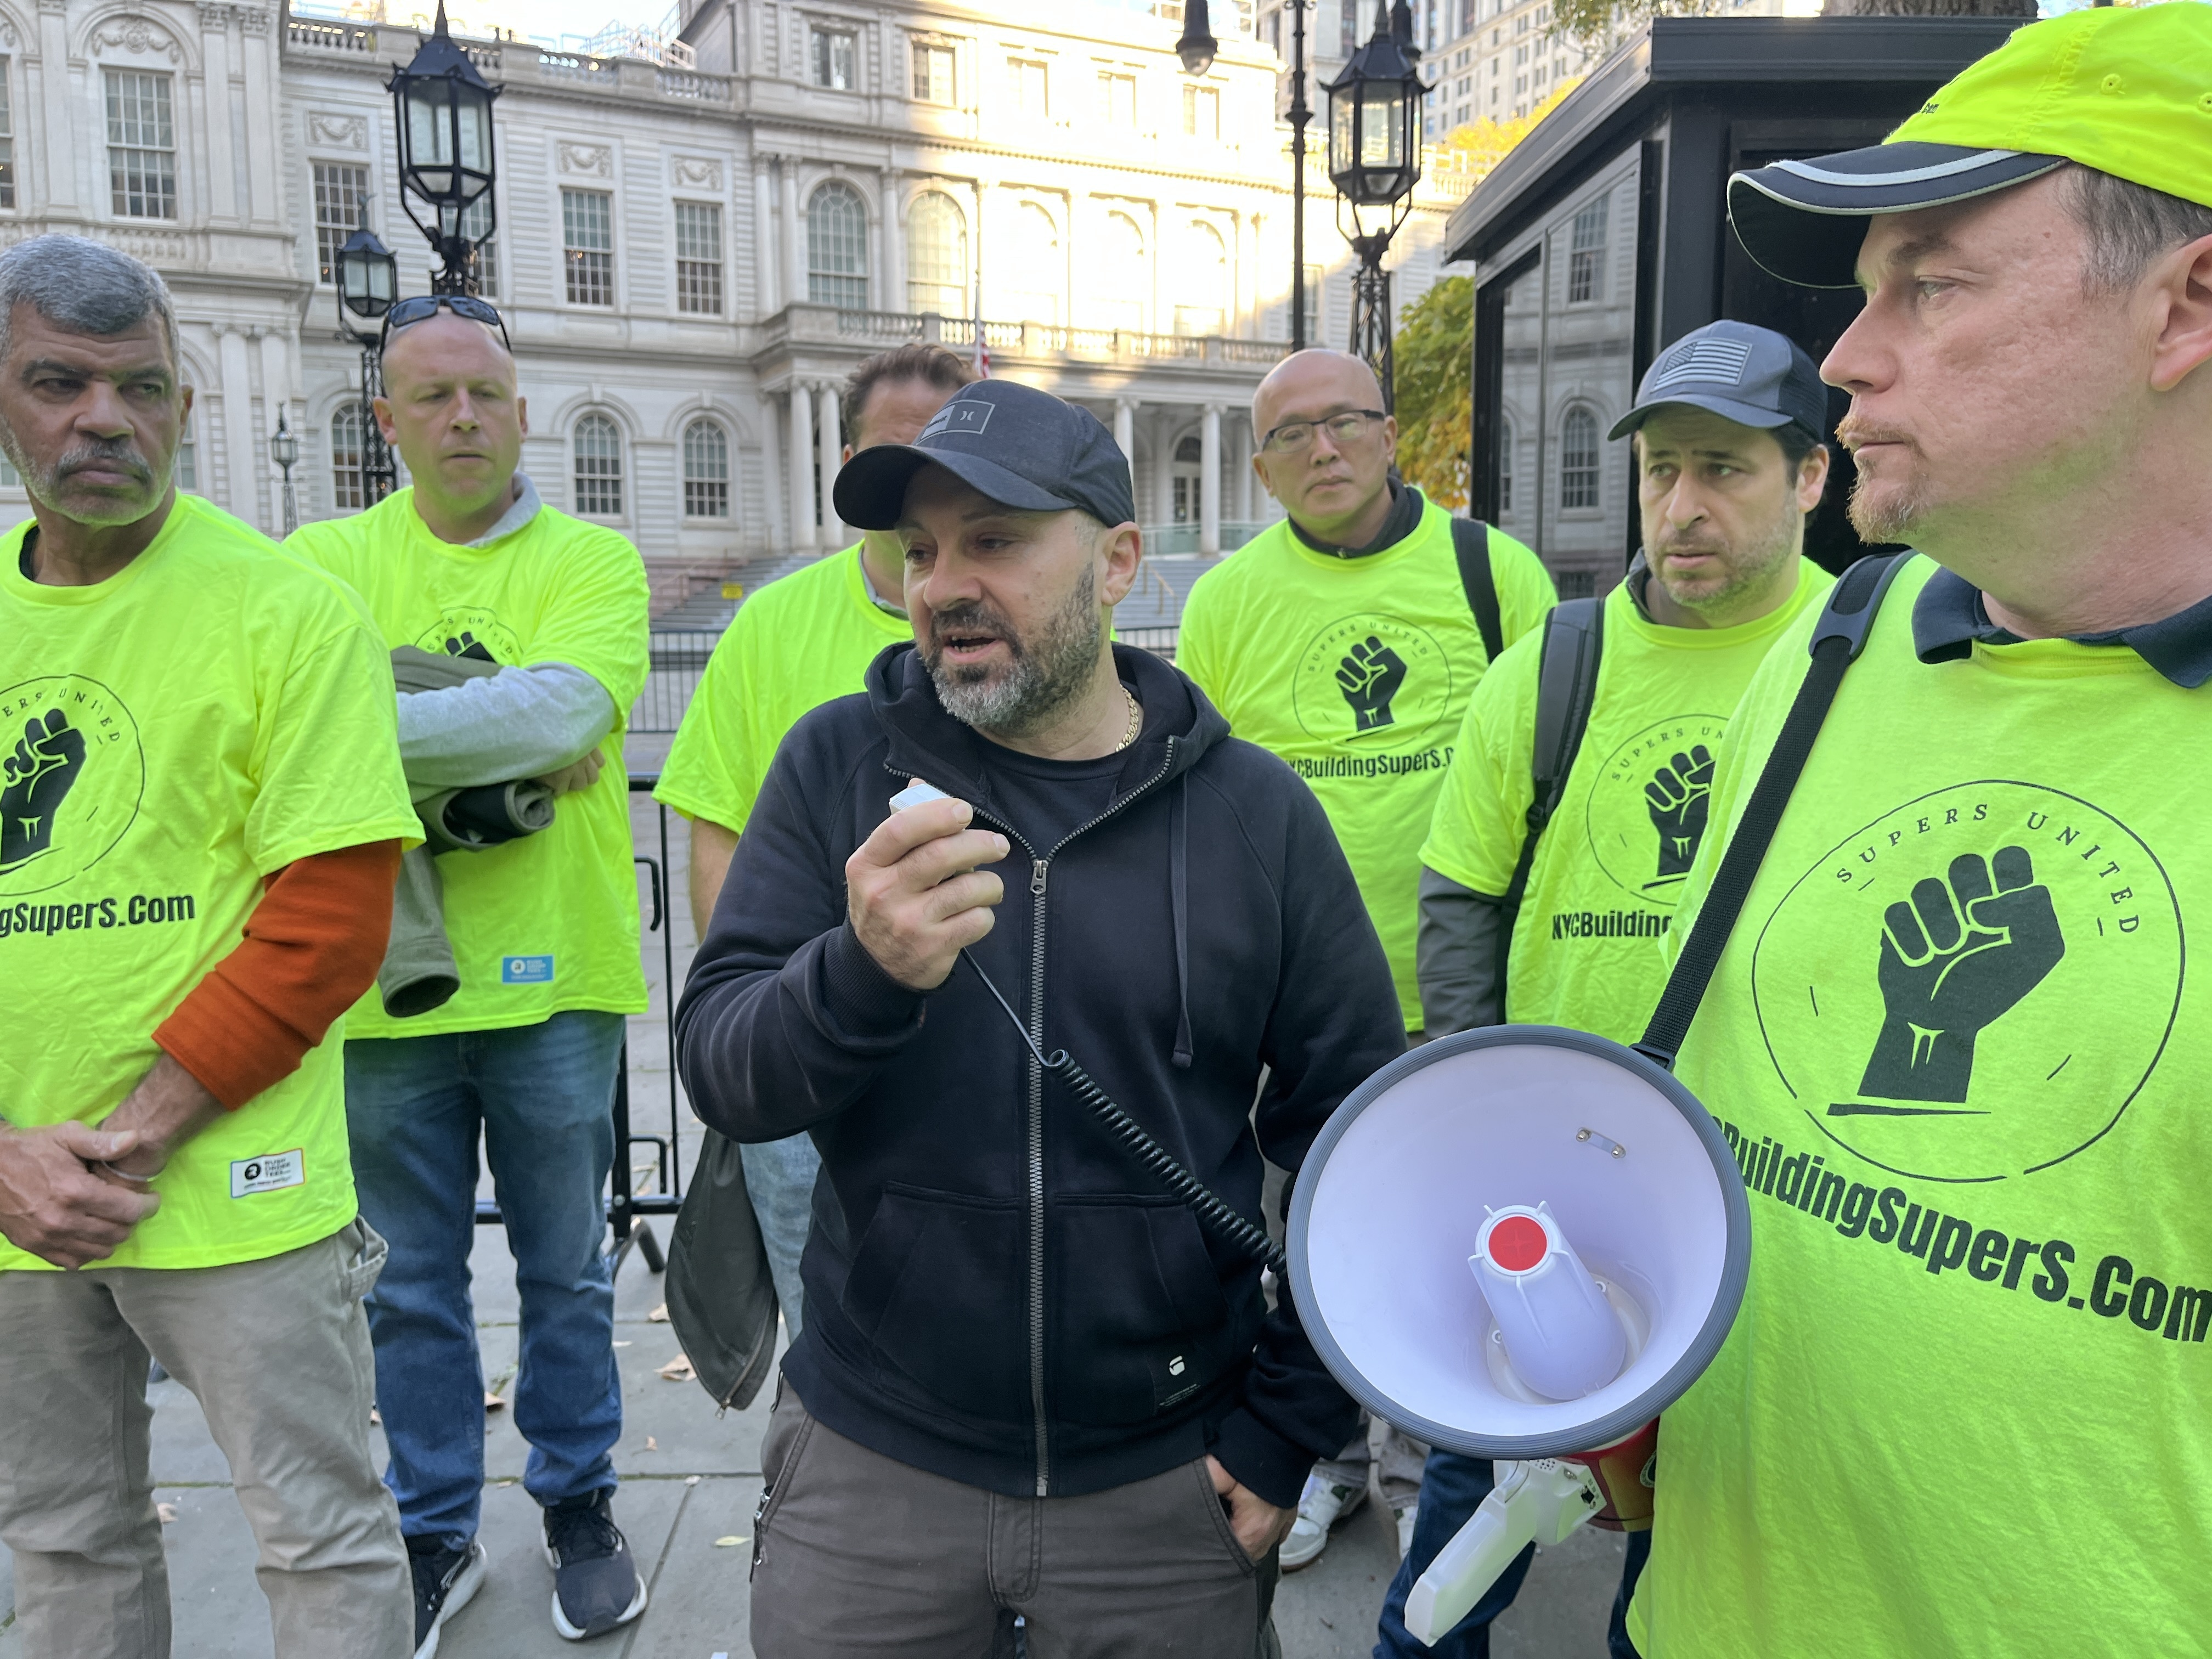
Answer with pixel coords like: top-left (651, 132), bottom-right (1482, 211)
top-left (387, 0), bottom-right (501, 295)
top-left (1174, 0), bottom-right (1218, 74)
top-left (332, 224), bottom-right (399, 505)
top-left (270, 411), bottom-right (299, 537)
top-left (1324, 0), bottom-right (1429, 407)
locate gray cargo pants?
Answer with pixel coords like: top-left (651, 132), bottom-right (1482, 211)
top-left (751, 1384), bottom-right (1282, 1658)
top-left (0, 1220), bottom-right (411, 1659)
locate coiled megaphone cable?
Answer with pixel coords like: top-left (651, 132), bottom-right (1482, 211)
top-left (959, 948), bottom-right (1287, 1278)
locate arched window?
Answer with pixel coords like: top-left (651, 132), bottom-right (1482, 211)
top-left (1096, 211), bottom-right (1146, 331)
top-left (1497, 415), bottom-right (1514, 515)
top-left (1172, 432), bottom-right (1203, 523)
top-left (906, 191), bottom-right (967, 315)
top-left (331, 403), bottom-right (366, 512)
top-left (807, 181), bottom-right (868, 310)
top-left (573, 413), bottom-right (624, 517)
top-left (1173, 220), bottom-right (1227, 336)
top-left (1560, 405), bottom-right (1600, 510)
top-left (683, 419), bottom-right (730, 519)
top-left (1003, 201), bottom-right (1060, 324)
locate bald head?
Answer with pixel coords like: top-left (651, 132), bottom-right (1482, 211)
top-left (1249, 348), bottom-right (1399, 548)
top-left (380, 310), bottom-right (515, 396)
top-left (1252, 349), bottom-right (1385, 438)
top-left (374, 309), bottom-right (528, 539)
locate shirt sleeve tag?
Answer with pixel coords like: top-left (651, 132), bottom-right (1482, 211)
top-left (230, 1150), bottom-right (306, 1199)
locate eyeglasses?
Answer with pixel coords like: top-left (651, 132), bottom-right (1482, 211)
top-left (379, 294), bottom-right (512, 355)
top-left (1258, 408), bottom-right (1387, 456)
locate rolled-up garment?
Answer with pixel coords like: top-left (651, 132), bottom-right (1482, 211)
top-left (420, 778), bottom-right (557, 854)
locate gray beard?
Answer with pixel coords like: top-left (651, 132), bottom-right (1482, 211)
top-left (0, 425), bottom-right (170, 526)
top-left (927, 567), bottom-right (1103, 737)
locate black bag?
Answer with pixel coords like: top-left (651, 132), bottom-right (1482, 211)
top-left (663, 1128), bottom-right (781, 1411)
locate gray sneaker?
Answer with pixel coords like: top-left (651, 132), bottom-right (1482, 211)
top-left (542, 1488), bottom-right (648, 1640)
top-left (409, 1536), bottom-right (487, 1658)
top-left (1281, 1473), bottom-right (1367, 1572)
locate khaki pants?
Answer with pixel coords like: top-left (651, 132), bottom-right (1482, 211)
top-left (751, 1385), bottom-right (1282, 1658)
top-left (0, 1220), bottom-right (411, 1659)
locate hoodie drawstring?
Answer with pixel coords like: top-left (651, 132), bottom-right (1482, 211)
top-left (1170, 776), bottom-right (1193, 1070)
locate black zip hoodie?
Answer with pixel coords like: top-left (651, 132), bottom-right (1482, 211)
top-left (674, 642), bottom-right (1404, 1508)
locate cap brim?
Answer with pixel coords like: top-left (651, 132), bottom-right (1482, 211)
top-left (1608, 394), bottom-right (1792, 443)
top-left (1728, 143), bottom-right (2067, 289)
top-left (832, 444), bottom-right (1081, 531)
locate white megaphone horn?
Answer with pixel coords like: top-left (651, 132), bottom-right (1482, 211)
top-left (1288, 1026), bottom-right (1751, 1645)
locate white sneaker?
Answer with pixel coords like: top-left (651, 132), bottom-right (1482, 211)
top-left (1280, 1473), bottom-right (1366, 1572)
top-left (1396, 1504), bottom-right (1417, 1561)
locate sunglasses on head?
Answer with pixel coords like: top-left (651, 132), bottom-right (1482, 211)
top-left (379, 294), bottom-right (511, 354)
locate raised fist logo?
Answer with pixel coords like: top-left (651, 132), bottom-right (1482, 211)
top-left (1858, 846), bottom-right (2065, 1105)
top-left (444, 630), bottom-right (496, 662)
top-left (2, 709), bottom-right (88, 873)
top-left (1335, 636), bottom-right (1407, 733)
top-left (1644, 746), bottom-right (1714, 880)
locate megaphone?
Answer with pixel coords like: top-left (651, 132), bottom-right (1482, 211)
top-left (1288, 1026), bottom-right (1750, 1643)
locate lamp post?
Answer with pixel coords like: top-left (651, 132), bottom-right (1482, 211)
top-left (333, 224), bottom-right (399, 505)
top-left (1322, 0), bottom-right (1428, 408)
top-left (1178, 0), bottom-right (1310, 350)
top-left (387, 0), bottom-right (501, 295)
top-left (270, 412), bottom-right (299, 537)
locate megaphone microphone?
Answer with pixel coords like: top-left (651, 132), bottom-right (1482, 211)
top-left (1288, 1026), bottom-right (1751, 1644)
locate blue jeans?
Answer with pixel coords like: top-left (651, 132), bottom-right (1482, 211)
top-left (345, 1009), bottom-right (626, 1544)
top-left (1374, 1451), bottom-right (1651, 1657)
top-left (739, 1133), bottom-right (819, 1338)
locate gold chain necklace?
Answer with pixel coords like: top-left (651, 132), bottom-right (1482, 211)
top-left (1114, 685), bottom-right (1142, 753)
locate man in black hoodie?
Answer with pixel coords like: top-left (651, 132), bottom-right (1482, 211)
top-left (674, 380), bottom-right (1403, 1656)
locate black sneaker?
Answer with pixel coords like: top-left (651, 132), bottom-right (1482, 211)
top-left (408, 1535), bottom-right (487, 1658)
top-left (543, 1488), bottom-right (648, 1640)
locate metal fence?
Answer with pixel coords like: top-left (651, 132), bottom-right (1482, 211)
top-left (630, 624), bottom-right (1184, 733)
top-left (476, 775), bottom-right (684, 1274)
top-left (630, 631), bottom-right (721, 735)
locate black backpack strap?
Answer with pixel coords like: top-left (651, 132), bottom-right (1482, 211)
top-left (1494, 596), bottom-right (1605, 983)
top-left (1635, 552), bottom-right (1914, 1073)
top-left (1452, 517), bottom-right (1505, 663)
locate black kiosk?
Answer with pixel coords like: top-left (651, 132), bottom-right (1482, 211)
top-left (1446, 15), bottom-right (2028, 594)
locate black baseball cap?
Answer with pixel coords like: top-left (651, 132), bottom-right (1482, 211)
top-left (833, 380), bottom-right (1137, 531)
top-left (1607, 320), bottom-right (1829, 445)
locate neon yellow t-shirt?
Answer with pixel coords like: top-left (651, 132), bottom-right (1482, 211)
top-left (656, 546), bottom-right (908, 833)
top-left (1627, 554), bottom-right (2212, 1656)
top-left (287, 488), bottom-right (650, 1037)
top-left (0, 494), bottom-right (419, 1271)
top-left (1177, 495), bottom-right (1556, 1028)
top-left (1420, 562), bottom-right (1831, 1043)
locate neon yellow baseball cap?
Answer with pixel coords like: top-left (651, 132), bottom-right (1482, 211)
top-left (1730, 4), bottom-right (2212, 289)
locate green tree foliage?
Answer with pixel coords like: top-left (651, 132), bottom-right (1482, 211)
top-left (1393, 275), bottom-right (1473, 510)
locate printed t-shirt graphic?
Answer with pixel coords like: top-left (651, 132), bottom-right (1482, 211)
top-left (1623, 555), bottom-right (2210, 1659)
top-left (1421, 561), bottom-right (1831, 1043)
top-left (655, 545), bottom-right (909, 834)
top-left (287, 487), bottom-right (650, 1037)
top-left (0, 495), bottom-right (417, 1271)
top-left (1177, 494), bottom-right (1555, 1028)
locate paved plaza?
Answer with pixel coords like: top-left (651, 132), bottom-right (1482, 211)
top-left (0, 746), bottom-right (1627, 1659)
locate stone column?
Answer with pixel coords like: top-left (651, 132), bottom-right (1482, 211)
top-left (753, 156), bottom-right (779, 315)
top-left (759, 381), bottom-right (787, 551)
top-left (36, 0), bottom-right (75, 212)
top-left (817, 381), bottom-right (844, 545)
top-left (788, 382), bottom-right (816, 551)
top-left (1233, 413), bottom-right (1255, 524)
top-left (1113, 398), bottom-right (1135, 474)
top-left (1200, 403), bottom-right (1222, 556)
top-left (196, 4), bottom-right (238, 223)
top-left (782, 161), bottom-right (806, 309)
top-left (216, 323), bottom-right (257, 527)
top-left (1150, 408), bottom-right (1176, 528)
top-left (238, 5), bottom-right (278, 228)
